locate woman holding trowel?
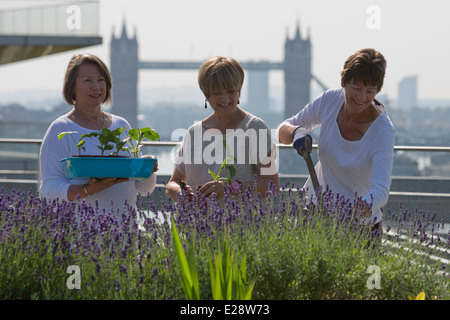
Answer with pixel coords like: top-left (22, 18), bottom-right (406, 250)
top-left (277, 48), bottom-right (395, 237)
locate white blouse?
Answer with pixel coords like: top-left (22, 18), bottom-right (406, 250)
top-left (278, 88), bottom-right (395, 222)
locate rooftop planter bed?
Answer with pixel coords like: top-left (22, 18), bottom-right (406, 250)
top-left (0, 183), bottom-right (448, 300)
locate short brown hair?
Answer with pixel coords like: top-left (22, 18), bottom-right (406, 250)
top-left (198, 56), bottom-right (245, 98)
top-left (63, 53), bottom-right (113, 105)
top-left (341, 48), bottom-right (387, 92)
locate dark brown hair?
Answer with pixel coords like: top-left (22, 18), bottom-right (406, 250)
top-left (341, 48), bottom-right (387, 92)
top-left (63, 53), bottom-right (113, 105)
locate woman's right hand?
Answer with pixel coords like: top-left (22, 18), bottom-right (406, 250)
top-left (199, 180), bottom-right (227, 201)
top-left (292, 126), bottom-right (312, 157)
top-left (165, 180), bottom-right (194, 202)
top-left (67, 177), bottom-right (128, 201)
top-left (85, 177), bottom-right (129, 195)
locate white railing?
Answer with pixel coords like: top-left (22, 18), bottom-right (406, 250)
top-left (1, 137), bottom-right (450, 191)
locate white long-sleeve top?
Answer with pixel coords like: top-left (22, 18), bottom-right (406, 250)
top-left (278, 88), bottom-right (395, 222)
top-left (40, 114), bottom-right (157, 215)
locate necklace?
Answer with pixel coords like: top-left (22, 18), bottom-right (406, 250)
top-left (96, 112), bottom-right (105, 130)
top-left (71, 110), bottom-right (106, 131)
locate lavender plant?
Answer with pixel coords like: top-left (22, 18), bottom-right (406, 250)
top-left (0, 185), bottom-right (448, 300)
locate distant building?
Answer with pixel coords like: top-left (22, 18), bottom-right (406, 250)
top-left (284, 23), bottom-right (311, 119)
top-left (110, 22), bottom-right (139, 128)
top-left (109, 20), bottom-right (313, 125)
top-left (398, 75), bottom-right (417, 109)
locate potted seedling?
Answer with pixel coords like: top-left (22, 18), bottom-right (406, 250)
top-left (56, 131), bottom-right (86, 156)
top-left (57, 127), bottom-right (160, 179)
top-left (207, 140), bottom-right (239, 194)
top-left (122, 127), bottom-right (160, 158)
top-left (80, 127), bottom-right (128, 157)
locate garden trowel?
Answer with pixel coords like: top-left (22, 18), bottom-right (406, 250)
top-left (301, 136), bottom-right (319, 195)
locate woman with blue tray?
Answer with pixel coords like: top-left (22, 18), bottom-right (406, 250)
top-left (40, 53), bottom-right (158, 215)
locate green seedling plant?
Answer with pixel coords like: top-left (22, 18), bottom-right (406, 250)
top-left (57, 131), bottom-right (85, 156)
top-left (123, 127), bottom-right (160, 158)
top-left (57, 127), bottom-right (160, 158)
top-left (81, 127), bottom-right (128, 156)
top-left (208, 140), bottom-right (237, 184)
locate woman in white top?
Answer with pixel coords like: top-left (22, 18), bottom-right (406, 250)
top-left (277, 48), bottom-right (395, 232)
top-left (166, 56), bottom-right (279, 202)
top-left (40, 53), bottom-right (158, 214)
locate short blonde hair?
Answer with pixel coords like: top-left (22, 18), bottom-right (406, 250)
top-left (63, 53), bottom-right (113, 105)
top-left (198, 56), bottom-right (244, 98)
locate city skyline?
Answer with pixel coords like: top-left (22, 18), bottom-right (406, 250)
top-left (1, 0), bottom-right (450, 106)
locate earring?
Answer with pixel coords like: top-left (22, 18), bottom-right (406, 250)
top-left (204, 99), bottom-right (207, 109)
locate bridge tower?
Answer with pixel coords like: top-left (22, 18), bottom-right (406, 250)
top-left (110, 22), bottom-right (139, 128)
top-left (284, 22), bottom-right (311, 119)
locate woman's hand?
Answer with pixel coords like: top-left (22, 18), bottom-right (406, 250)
top-left (355, 200), bottom-right (372, 220)
top-left (85, 177), bottom-right (129, 195)
top-left (165, 180), bottom-right (194, 202)
top-left (199, 180), bottom-right (227, 200)
top-left (67, 177), bottom-right (128, 201)
top-left (140, 154), bottom-right (158, 174)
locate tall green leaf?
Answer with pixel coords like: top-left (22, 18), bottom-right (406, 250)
top-left (171, 217), bottom-right (199, 300)
top-left (209, 240), bottom-right (254, 300)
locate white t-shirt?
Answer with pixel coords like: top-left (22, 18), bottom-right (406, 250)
top-left (175, 113), bottom-right (277, 189)
top-left (40, 114), bottom-right (157, 215)
top-left (278, 88), bottom-right (395, 222)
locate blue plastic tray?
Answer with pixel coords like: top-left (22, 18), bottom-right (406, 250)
top-left (61, 157), bottom-right (156, 179)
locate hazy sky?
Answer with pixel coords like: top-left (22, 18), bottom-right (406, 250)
top-left (1, 0), bottom-right (450, 104)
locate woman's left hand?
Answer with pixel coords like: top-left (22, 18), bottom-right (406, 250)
top-left (85, 177), bottom-right (129, 195)
top-left (141, 155), bottom-right (158, 173)
top-left (199, 180), bottom-right (227, 200)
top-left (355, 200), bottom-right (372, 220)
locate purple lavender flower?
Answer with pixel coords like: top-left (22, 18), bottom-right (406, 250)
top-left (119, 265), bottom-right (128, 275)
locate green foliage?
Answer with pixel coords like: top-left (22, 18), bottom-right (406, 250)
top-left (209, 240), bottom-right (255, 300)
top-left (57, 131), bottom-right (85, 156)
top-left (124, 127), bottom-right (160, 158)
top-left (57, 126), bottom-right (160, 158)
top-left (172, 217), bottom-right (199, 300)
top-left (81, 127), bottom-right (128, 156)
top-left (172, 218), bottom-right (254, 300)
top-left (0, 188), bottom-right (449, 300)
top-left (208, 139), bottom-right (236, 184)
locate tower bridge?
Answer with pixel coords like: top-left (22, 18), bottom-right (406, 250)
top-left (138, 60), bottom-right (284, 70)
top-left (110, 22), bottom-right (327, 128)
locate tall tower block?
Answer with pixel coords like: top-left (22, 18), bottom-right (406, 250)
top-left (284, 23), bottom-right (311, 119)
top-left (110, 22), bottom-right (139, 128)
